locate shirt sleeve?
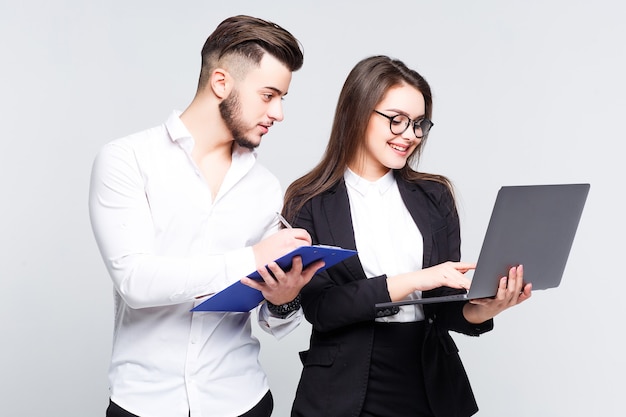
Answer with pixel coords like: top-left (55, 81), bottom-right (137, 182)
top-left (88, 142), bottom-right (257, 309)
top-left (256, 303), bottom-right (303, 339)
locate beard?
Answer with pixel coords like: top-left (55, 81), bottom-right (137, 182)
top-left (219, 90), bottom-right (258, 150)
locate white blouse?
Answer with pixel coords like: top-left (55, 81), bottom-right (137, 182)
top-left (344, 168), bottom-right (426, 322)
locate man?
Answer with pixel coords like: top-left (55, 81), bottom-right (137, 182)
top-left (89, 15), bottom-right (321, 417)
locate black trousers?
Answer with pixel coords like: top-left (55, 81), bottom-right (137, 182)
top-left (106, 390), bottom-right (274, 417)
top-left (360, 321), bottom-right (434, 417)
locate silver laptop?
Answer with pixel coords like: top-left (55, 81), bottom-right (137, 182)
top-left (376, 183), bottom-right (590, 307)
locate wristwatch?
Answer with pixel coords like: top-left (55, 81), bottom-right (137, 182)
top-left (266, 294), bottom-right (301, 318)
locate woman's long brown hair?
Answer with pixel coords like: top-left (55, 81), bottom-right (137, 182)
top-left (282, 55), bottom-right (452, 223)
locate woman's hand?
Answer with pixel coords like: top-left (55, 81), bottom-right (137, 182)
top-left (463, 264), bottom-right (532, 324)
top-left (387, 261), bottom-right (475, 302)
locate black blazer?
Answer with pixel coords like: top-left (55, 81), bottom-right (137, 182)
top-left (291, 174), bottom-right (493, 417)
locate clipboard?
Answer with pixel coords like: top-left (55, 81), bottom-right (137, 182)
top-left (191, 245), bottom-right (357, 312)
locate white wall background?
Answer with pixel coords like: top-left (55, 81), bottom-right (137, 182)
top-left (1, 0), bottom-right (624, 416)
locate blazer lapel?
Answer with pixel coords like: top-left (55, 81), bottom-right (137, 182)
top-left (396, 175), bottom-right (434, 267)
top-left (320, 180), bottom-right (366, 280)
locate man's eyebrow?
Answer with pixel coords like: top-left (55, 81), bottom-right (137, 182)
top-left (264, 86), bottom-right (287, 96)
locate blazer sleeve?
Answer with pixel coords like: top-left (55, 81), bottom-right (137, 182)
top-left (419, 181), bottom-right (493, 336)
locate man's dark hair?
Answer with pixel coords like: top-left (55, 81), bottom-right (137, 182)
top-left (198, 15), bottom-right (303, 88)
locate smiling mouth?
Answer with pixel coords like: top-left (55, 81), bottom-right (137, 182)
top-left (389, 143), bottom-right (409, 152)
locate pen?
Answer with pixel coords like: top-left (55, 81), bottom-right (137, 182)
top-left (276, 212), bottom-right (293, 229)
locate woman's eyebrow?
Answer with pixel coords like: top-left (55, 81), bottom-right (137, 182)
top-left (381, 107), bottom-right (425, 118)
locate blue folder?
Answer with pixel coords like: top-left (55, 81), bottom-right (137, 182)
top-left (191, 245), bottom-right (357, 312)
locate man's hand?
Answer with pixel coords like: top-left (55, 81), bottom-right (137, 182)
top-left (241, 255), bottom-right (324, 306)
top-left (241, 228), bottom-right (321, 306)
top-left (251, 228), bottom-right (312, 269)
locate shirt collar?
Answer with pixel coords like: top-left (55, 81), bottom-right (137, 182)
top-left (165, 110), bottom-right (194, 153)
top-left (344, 168), bottom-right (395, 196)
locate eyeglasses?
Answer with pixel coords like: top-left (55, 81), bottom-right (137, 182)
top-left (373, 110), bottom-right (434, 139)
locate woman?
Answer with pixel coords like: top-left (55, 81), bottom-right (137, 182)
top-left (283, 56), bottom-right (532, 417)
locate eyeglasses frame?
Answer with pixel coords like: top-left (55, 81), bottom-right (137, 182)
top-left (373, 110), bottom-right (434, 139)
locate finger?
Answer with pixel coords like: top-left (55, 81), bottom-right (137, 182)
top-left (278, 256), bottom-right (309, 281)
top-left (281, 227), bottom-right (313, 244)
top-left (524, 282), bottom-right (533, 294)
top-left (494, 276), bottom-right (508, 299)
top-left (264, 262), bottom-right (286, 283)
top-left (254, 263), bottom-right (280, 288)
top-left (454, 275), bottom-right (472, 290)
top-left (459, 269), bottom-right (473, 288)
top-left (240, 276), bottom-right (265, 291)
top-left (303, 259), bottom-right (325, 274)
top-left (283, 259), bottom-right (324, 288)
top-left (452, 262), bottom-right (477, 273)
top-left (300, 260), bottom-right (325, 283)
top-left (518, 282), bottom-right (533, 302)
top-left (442, 268), bottom-right (472, 289)
top-left (503, 267), bottom-right (528, 306)
top-left (289, 255), bottom-right (304, 274)
top-left (297, 236), bottom-right (313, 245)
top-left (508, 265), bottom-right (524, 293)
top-left (503, 267), bottom-right (517, 298)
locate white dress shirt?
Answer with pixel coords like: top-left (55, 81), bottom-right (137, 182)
top-left (89, 111), bottom-right (301, 417)
top-left (344, 168), bottom-right (426, 322)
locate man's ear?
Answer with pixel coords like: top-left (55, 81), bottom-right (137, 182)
top-left (209, 68), bottom-right (233, 99)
